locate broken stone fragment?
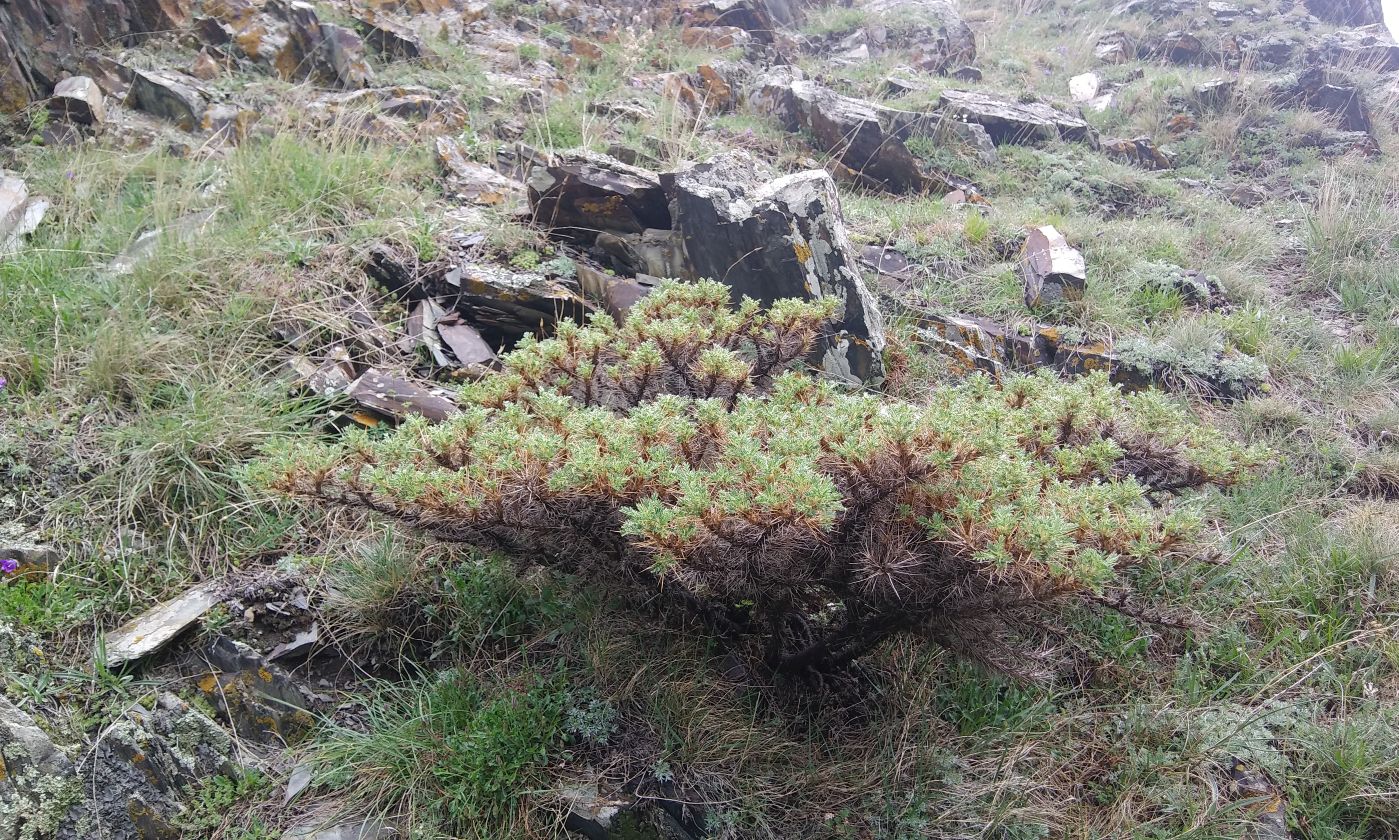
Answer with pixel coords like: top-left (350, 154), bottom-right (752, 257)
top-left (526, 150), bottom-right (671, 239)
top-left (1069, 74), bottom-right (1099, 107)
top-left (1102, 136), bottom-right (1174, 170)
top-left (103, 582), bottom-right (221, 668)
top-left (50, 76), bottom-right (105, 125)
top-left (197, 636), bottom-right (316, 746)
top-left (1021, 225), bottom-right (1086, 310)
top-left (345, 367), bottom-right (460, 423)
top-left (937, 89), bottom-right (1093, 145)
top-left (577, 262), bottom-right (656, 320)
top-left (664, 151), bottom-right (887, 385)
top-left (435, 312), bottom-right (497, 368)
top-left (129, 69), bottom-right (208, 131)
top-left (202, 103), bottom-right (259, 144)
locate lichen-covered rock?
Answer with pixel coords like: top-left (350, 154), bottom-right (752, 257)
top-left (195, 636), bottom-right (316, 746)
top-left (0, 0), bottom-right (190, 111)
top-left (197, 0), bottom-right (374, 89)
top-left (54, 693), bottom-right (235, 840)
top-left (0, 696), bottom-right (78, 840)
top-left (527, 151), bottom-right (671, 238)
top-left (663, 151), bottom-right (886, 385)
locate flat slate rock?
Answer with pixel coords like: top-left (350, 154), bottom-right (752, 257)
top-left (937, 89), bottom-right (1093, 144)
top-left (104, 582), bottom-right (220, 668)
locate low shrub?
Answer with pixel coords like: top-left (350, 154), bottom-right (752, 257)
top-left (259, 281), bottom-right (1258, 701)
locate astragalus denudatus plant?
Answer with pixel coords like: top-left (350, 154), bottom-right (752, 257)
top-left (257, 280), bottom-right (1258, 705)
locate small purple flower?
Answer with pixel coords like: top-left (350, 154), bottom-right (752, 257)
top-left (0, 558), bottom-right (18, 575)
top-left (0, 375), bottom-right (7, 390)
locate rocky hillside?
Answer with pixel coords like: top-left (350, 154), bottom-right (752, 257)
top-left (1, 0), bottom-right (1398, 838)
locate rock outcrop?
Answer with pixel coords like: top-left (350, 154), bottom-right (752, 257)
top-left (749, 69), bottom-right (988, 194)
top-left (0, 0), bottom-right (190, 110)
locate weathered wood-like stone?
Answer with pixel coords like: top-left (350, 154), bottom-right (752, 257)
top-left (1021, 225), bottom-right (1086, 310)
top-left (664, 151), bottom-right (886, 385)
top-left (937, 89), bottom-right (1093, 145)
top-left (346, 367), bottom-right (460, 423)
top-left (104, 583), bottom-right (221, 668)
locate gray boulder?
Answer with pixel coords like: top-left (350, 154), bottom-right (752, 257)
top-left (664, 152), bottom-right (886, 385)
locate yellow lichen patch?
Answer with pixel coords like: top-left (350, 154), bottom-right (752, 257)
top-left (793, 241), bottom-right (813, 263)
top-left (197, 673), bottom-right (219, 694)
top-left (258, 667), bottom-right (273, 683)
top-left (576, 196), bottom-right (625, 216)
